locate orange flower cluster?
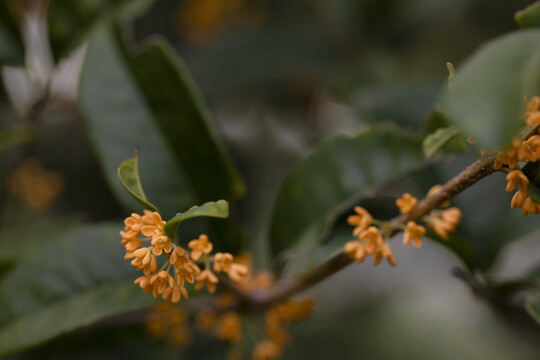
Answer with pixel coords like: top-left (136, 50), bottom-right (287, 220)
top-left (145, 252), bottom-right (314, 360)
top-left (345, 186), bottom-right (463, 263)
top-left (492, 97), bottom-right (540, 215)
top-left (344, 206), bottom-right (396, 266)
top-left (507, 169), bottom-right (540, 215)
top-left (147, 303), bottom-right (192, 345)
top-left (422, 185), bottom-right (462, 240)
top-left (493, 136), bottom-right (540, 170)
top-left (8, 158), bottom-right (64, 210)
top-left (424, 207), bottom-right (462, 240)
top-left (255, 299), bottom-right (314, 360)
top-left (121, 211), bottom-right (248, 302)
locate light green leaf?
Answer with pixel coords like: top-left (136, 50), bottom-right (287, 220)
top-left (423, 125), bottom-right (461, 158)
top-left (117, 152), bottom-right (158, 212)
top-left (525, 295), bottom-right (540, 326)
top-left (164, 200), bottom-right (229, 238)
top-left (516, 1), bottom-right (540, 29)
top-left (270, 126), bottom-right (426, 255)
top-left (0, 223), bottom-right (157, 356)
top-left (47, 0), bottom-right (155, 61)
top-left (442, 30), bottom-right (540, 150)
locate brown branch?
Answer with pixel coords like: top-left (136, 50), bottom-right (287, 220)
top-left (227, 153), bottom-right (499, 309)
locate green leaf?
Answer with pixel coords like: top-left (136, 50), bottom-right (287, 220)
top-left (47, 0), bottom-right (155, 61)
top-left (126, 38), bottom-right (245, 203)
top-left (423, 125), bottom-right (461, 158)
top-left (442, 30), bottom-right (540, 150)
top-left (80, 24), bottom-right (195, 218)
top-left (525, 295), bottom-right (540, 326)
top-left (117, 152), bottom-right (158, 212)
top-left (516, 1), bottom-right (540, 29)
top-left (81, 24), bottom-right (243, 251)
top-left (0, 1), bottom-right (24, 65)
top-left (164, 200), bottom-right (229, 238)
top-left (270, 126), bottom-right (426, 255)
top-left (0, 223), bottom-right (157, 356)
top-left (0, 218), bottom-right (81, 265)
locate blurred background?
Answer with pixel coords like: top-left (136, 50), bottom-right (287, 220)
top-left (1, 0), bottom-right (540, 359)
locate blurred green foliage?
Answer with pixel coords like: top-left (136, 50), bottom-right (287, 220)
top-left (0, 0), bottom-right (539, 359)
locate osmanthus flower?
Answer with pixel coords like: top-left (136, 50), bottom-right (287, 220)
top-left (427, 184), bottom-right (450, 207)
top-left (131, 247), bottom-right (158, 275)
top-left (359, 226), bottom-right (383, 254)
top-left (162, 285), bottom-right (189, 304)
top-left (169, 246), bottom-right (190, 267)
top-left (123, 213), bottom-right (144, 238)
top-left (141, 211), bottom-right (166, 238)
top-left (273, 299), bottom-right (314, 322)
top-left (228, 263), bottom-right (249, 282)
top-left (151, 234), bottom-right (173, 255)
top-left (396, 193), bottom-right (418, 214)
top-left (134, 274), bottom-right (153, 294)
top-left (252, 340), bottom-right (282, 360)
top-left (347, 206), bottom-right (372, 237)
top-left (494, 135), bottom-right (540, 171)
top-left (344, 240), bottom-right (366, 263)
top-left (216, 312), bottom-right (243, 343)
top-left (425, 207), bottom-right (462, 240)
top-left (121, 233), bottom-right (142, 259)
top-left (251, 271), bottom-right (275, 290)
top-left (213, 252), bottom-right (234, 272)
top-left (195, 309), bottom-right (216, 333)
top-left (213, 252), bottom-right (249, 283)
top-left (150, 271), bottom-right (175, 298)
top-left (403, 221), bottom-right (426, 248)
top-left (169, 325), bottom-right (192, 346)
top-left (195, 269), bottom-right (219, 293)
top-left (146, 304), bottom-right (191, 344)
top-left (188, 234), bottom-right (213, 260)
top-left (506, 170), bottom-right (529, 194)
top-left (373, 243), bottom-right (396, 267)
top-left (175, 261), bottom-right (200, 286)
top-left (521, 196), bottom-right (540, 216)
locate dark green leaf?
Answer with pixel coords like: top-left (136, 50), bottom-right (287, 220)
top-left (80, 24), bottom-right (195, 218)
top-left (117, 152), bottom-right (158, 212)
top-left (0, 223), bottom-right (157, 356)
top-left (423, 125), bottom-right (461, 158)
top-left (47, 0), bottom-right (155, 61)
top-left (0, 1), bottom-right (24, 65)
top-left (516, 1), bottom-right (540, 29)
top-left (0, 218), bottom-right (81, 265)
top-left (81, 24), bottom-right (243, 251)
top-left (126, 38), bottom-right (245, 203)
top-left (525, 295), bottom-right (540, 325)
top-left (164, 200), bottom-right (229, 238)
top-left (442, 30), bottom-right (540, 150)
top-left (270, 126), bottom-right (426, 255)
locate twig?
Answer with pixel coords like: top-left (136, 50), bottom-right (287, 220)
top-left (226, 153), bottom-right (499, 308)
